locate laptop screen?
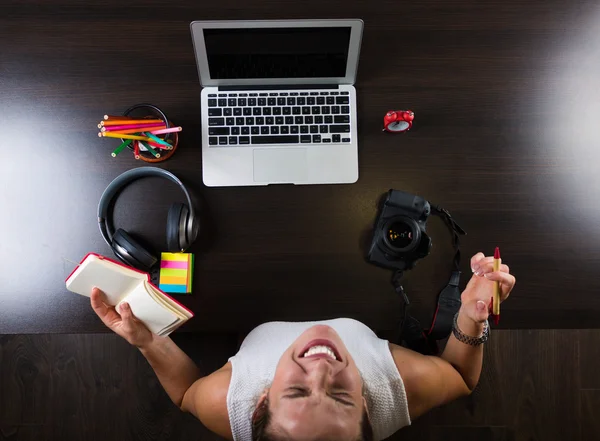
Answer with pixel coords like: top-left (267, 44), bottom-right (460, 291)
top-left (203, 27), bottom-right (351, 80)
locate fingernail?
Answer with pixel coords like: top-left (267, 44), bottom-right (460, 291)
top-left (484, 273), bottom-right (491, 279)
top-left (476, 301), bottom-right (486, 312)
top-left (120, 302), bottom-right (129, 311)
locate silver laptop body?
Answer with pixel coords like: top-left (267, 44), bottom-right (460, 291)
top-left (190, 19), bottom-right (364, 187)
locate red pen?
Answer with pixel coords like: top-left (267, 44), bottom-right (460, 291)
top-left (491, 247), bottom-right (501, 324)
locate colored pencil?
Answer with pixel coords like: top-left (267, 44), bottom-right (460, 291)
top-left (143, 132), bottom-right (171, 147)
top-left (146, 141), bottom-right (171, 150)
top-left (102, 122), bottom-right (166, 130)
top-left (139, 141), bottom-right (160, 158)
top-left (102, 125), bottom-right (166, 134)
top-left (100, 132), bottom-right (154, 141)
top-left (492, 247), bottom-right (501, 324)
top-left (102, 123), bottom-right (165, 132)
top-left (149, 126), bottom-right (182, 135)
top-left (102, 119), bottom-right (164, 127)
top-left (133, 141), bottom-right (140, 159)
top-left (104, 115), bottom-right (141, 120)
top-left (111, 139), bottom-right (132, 157)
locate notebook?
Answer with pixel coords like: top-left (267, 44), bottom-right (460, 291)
top-left (65, 253), bottom-right (194, 336)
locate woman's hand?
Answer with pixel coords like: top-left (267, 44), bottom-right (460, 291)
top-left (460, 252), bottom-right (516, 324)
top-left (90, 287), bottom-right (154, 348)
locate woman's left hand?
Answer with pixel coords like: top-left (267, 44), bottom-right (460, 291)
top-left (460, 252), bottom-right (516, 324)
top-left (91, 287), bottom-right (155, 349)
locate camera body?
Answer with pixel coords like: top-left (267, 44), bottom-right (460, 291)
top-left (367, 190), bottom-right (432, 271)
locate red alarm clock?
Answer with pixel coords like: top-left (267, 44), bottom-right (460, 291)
top-left (383, 110), bottom-right (414, 133)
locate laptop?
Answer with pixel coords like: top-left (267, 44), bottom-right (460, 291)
top-left (190, 19), bottom-right (364, 187)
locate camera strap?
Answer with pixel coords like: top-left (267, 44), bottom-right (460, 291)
top-left (392, 206), bottom-right (466, 355)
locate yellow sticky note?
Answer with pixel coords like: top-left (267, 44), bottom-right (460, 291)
top-left (161, 252), bottom-right (190, 262)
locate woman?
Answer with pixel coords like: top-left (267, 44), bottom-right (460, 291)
top-left (90, 252), bottom-right (515, 441)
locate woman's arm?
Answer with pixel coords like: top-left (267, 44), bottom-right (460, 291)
top-left (438, 310), bottom-right (484, 391)
top-left (91, 288), bottom-right (200, 405)
top-left (441, 253), bottom-right (515, 390)
top-left (391, 252), bottom-right (515, 419)
top-left (138, 335), bottom-right (202, 406)
top-left (90, 288), bottom-right (233, 439)
top-left (139, 334), bottom-right (232, 438)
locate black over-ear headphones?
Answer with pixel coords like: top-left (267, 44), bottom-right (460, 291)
top-left (98, 167), bottom-right (199, 271)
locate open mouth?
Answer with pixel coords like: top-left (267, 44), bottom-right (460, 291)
top-left (299, 339), bottom-right (342, 362)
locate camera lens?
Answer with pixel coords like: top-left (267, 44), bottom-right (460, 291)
top-left (382, 217), bottom-right (420, 254)
top-left (387, 221), bottom-right (413, 248)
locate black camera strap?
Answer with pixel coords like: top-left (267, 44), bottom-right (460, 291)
top-left (392, 206), bottom-right (466, 355)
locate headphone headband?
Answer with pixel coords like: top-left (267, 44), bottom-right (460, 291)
top-left (98, 167), bottom-right (196, 247)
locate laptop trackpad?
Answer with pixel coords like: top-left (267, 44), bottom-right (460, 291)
top-left (253, 148), bottom-right (308, 183)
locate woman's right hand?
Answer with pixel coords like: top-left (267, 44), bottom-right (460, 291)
top-left (90, 287), bottom-right (154, 348)
top-left (460, 252), bottom-right (516, 324)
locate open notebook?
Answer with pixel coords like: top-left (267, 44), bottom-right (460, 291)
top-left (66, 253), bottom-right (193, 336)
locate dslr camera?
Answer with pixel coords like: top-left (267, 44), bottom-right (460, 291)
top-left (367, 190), bottom-right (432, 271)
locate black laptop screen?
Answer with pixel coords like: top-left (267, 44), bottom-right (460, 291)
top-left (203, 27), bottom-right (351, 79)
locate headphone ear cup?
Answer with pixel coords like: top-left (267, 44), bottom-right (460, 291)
top-left (112, 243), bottom-right (143, 270)
top-left (179, 204), bottom-right (191, 250)
top-left (112, 228), bottom-right (157, 271)
top-left (166, 203), bottom-right (185, 252)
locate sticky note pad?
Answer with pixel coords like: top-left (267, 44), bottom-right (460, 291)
top-left (159, 252), bottom-right (194, 294)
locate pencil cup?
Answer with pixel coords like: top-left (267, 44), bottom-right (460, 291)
top-left (121, 103), bottom-right (179, 163)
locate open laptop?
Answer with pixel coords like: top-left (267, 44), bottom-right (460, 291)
top-left (190, 19), bottom-right (364, 187)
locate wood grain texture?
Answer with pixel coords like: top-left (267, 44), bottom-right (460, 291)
top-left (579, 330), bottom-right (600, 389)
top-left (0, 333), bottom-right (236, 441)
top-left (2, 330), bottom-right (599, 441)
top-left (580, 390), bottom-right (600, 441)
top-left (2, 0), bottom-right (600, 332)
top-left (429, 426), bottom-right (513, 441)
top-left (0, 426), bottom-right (45, 441)
top-left (0, 335), bottom-right (50, 426)
top-left (388, 330), bottom-right (583, 441)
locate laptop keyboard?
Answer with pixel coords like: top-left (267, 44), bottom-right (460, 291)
top-left (206, 91), bottom-right (352, 146)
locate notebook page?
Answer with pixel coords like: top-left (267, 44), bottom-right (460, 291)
top-left (117, 283), bottom-right (180, 335)
top-left (143, 281), bottom-right (187, 321)
top-left (66, 254), bottom-right (146, 304)
top-left (146, 281), bottom-right (193, 319)
top-left (159, 319), bottom-right (186, 337)
top-left (143, 282), bottom-right (191, 336)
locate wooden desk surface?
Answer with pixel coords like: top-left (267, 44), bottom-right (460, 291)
top-left (2, 0), bottom-right (600, 333)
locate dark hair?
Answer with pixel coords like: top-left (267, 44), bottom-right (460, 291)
top-left (252, 398), bottom-right (374, 441)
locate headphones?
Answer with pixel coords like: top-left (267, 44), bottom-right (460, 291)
top-left (98, 167), bottom-right (199, 271)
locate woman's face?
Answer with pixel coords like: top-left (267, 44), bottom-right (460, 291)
top-left (261, 325), bottom-right (366, 441)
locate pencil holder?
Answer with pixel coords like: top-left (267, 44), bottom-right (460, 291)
top-left (121, 103), bottom-right (179, 163)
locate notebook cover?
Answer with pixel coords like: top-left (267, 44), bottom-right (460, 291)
top-left (66, 252), bottom-right (194, 316)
